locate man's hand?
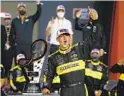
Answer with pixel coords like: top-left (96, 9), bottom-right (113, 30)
top-left (42, 88), bottom-right (50, 95)
top-left (36, 0), bottom-right (41, 4)
top-left (76, 10), bottom-right (82, 18)
top-left (98, 49), bottom-right (104, 57)
top-left (50, 16), bottom-right (55, 27)
top-left (88, 6), bottom-right (98, 20)
top-left (118, 59), bottom-right (124, 66)
top-left (17, 91), bottom-right (22, 93)
top-left (95, 90), bottom-right (102, 96)
top-left (45, 16), bottom-right (55, 37)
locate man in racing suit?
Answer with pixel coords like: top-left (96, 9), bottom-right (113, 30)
top-left (110, 59), bottom-right (124, 96)
top-left (85, 48), bottom-right (108, 96)
top-left (9, 54), bottom-right (30, 93)
top-left (0, 64), bottom-right (8, 96)
top-left (42, 29), bottom-right (88, 96)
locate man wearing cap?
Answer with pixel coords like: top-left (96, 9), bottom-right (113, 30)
top-left (75, 6), bottom-right (106, 60)
top-left (1, 13), bottom-right (15, 78)
top-left (9, 53), bottom-right (30, 93)
top-left (42, 29), bottom-right (88, 96)
top-left (45, 5), bottom-right (73, 54)
top-left (11, 0), bottom-right (42, 59)
top-left (85, 48), bottom-right (108, 96)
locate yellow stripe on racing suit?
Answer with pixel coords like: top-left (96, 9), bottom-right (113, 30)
top-left (85, 68), bottom-right (103, 80)
top-left (44, 75), bottom-right (60, 84)
top-left (56, 60), bottom-right (85, 75)
top-left (119, 74), bottom-right (124, 81)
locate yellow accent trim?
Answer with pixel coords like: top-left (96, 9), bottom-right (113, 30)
top-left (59, 43), bottom-right (78, 54)
top-left (43, 75), bottom-right (46, 82)
top-left (10, 65), bottom-right (22, 71)
top-left (10, 80), bottom-right (15, 88)
top-left (16, 76), bottom-right (26, 82)
top-left (48, 50), bottom-right (59, 57)
top-left (85, 68), bottom-right (103, 80)
top-left (43, 75), bottom-right (60, 83)
top-left (91, 61), bottom-right (101, 65)
top-left (0, 64), bottom-right (3, 68)
top-left (84, 84), bottom-right (89, 96)
top-left (119, 74), bottom-right (124, 81)
top-left (52, 76), bottom-right (60, 83)
top-left (115, 90), bottom-right (117, 96)
top-left (100, 63), bottom-right (108, 68)
top-left (56, 60), bottom-right (85, 75)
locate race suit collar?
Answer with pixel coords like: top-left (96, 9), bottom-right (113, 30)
top-left (59, 45), bottom-right (71, 54)
top-left (91, 60), bottom-right (101, 65)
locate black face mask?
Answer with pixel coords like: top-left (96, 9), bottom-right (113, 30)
top-left (19, 10), bottom-right (26, 15)
top-left (6, 28), bottom-right (10, 32)
top-left (91, 56), bottom-right (99, 62)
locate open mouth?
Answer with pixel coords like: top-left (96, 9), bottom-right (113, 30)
top-left (64, 40), bottom-right (67, 44)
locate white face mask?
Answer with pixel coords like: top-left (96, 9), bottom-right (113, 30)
top-left (57, 12), bottom-right (65, 19)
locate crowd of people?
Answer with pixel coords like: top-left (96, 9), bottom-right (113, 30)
top-left (1, 1), bottom-right (124, 96)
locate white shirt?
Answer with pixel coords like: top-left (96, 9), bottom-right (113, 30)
top-left (46, 17), bottom-right (73, 45)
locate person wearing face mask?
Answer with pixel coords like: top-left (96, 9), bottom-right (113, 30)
top-left (11, 0), bottom-right (42, 59)
top-left (1, 13), bottom-right (15, 78)
top-left (9, 54), bottom-right (31, 93)
top-left (45, 5), bottom-right (73, 54)
top-left (85, 48), bottom-right (108, 96)
top-left (75, 6), bottom-right (106, 60)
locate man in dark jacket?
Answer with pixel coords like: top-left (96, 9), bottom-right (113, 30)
top-left (75, 6), bottom-right (106, 60)
top-left (11, 0), bottom-right (42, 59)
top-left (110, 59), bottom-right (124, 96)
top-left (85, 48), bottom-right (108, 96)
top-left (1, 13), bottom-right (15, 77)
top-left (42, 29), bottom-right (88, 96)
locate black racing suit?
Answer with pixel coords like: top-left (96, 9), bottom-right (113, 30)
top-left (110, 64), bottom-right (124, 96)
top-left (9, 65), bottom-right (30, 92)
top-left (75, 18), bottom-right (106, 59)
top-left (0, 64), bottom-right (7, 96)
top-left (11, 4), bottom-right (42, 59)
top-left (85, 60), bottom-right (108, 96)
top-left (43, 64), bottom-right (60, 93)
top-left (43, 43), bottom-right (88, 96)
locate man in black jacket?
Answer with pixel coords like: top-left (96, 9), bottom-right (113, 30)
top-left (1, 13), bottom-right (14, 77)
top-left (42, 29), bottom-right (88, 96)
top-left (110, 59), bottom-right (124, 96)
top-left (75, 6), bottom-right (106, 60)
top-left (11, 0), bottom-right (42, 59)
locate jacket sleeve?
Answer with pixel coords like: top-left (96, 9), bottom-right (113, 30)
top-left (43, 57), bottom-right (56, 90)
top-left (90, 21), bottom-right (106, 50)
top-left (31, 4), bottom-right (42, 23)
top-left (75, 18), bottom-right (84, 31)
top-left (110, 64), bottom-right (124, 73)
top-left (9, 20), bottom-right (16, 46)
top-left (9, 72), bottom-right (17, 90)
top-left (100, 65), bottom-right (108, 89)
top-left (97, 24), bottom-right (106, 49)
